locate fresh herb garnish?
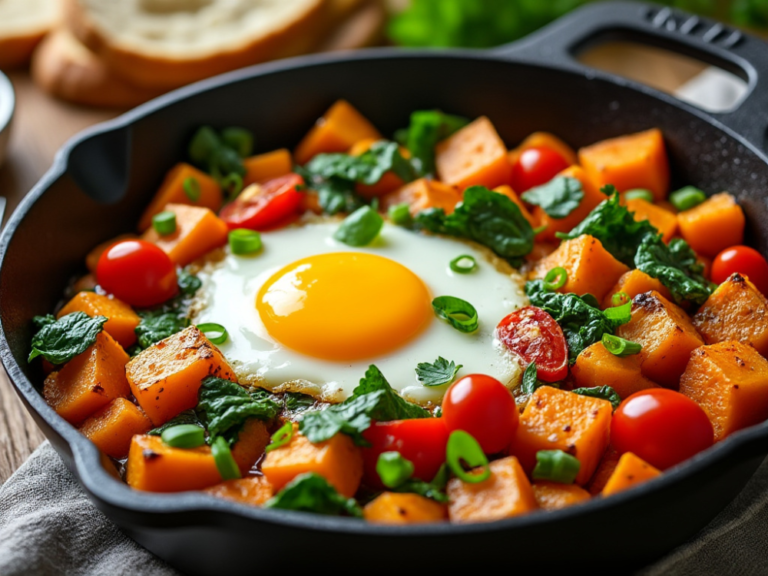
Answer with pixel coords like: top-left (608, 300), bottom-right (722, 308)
top-left (212, 435), bottom-right (241, 480)
top-left (196, 322), bottom-right (228, 345)
top-left (432, 296), bottom-right (479, 333)
top-left (449, 254), bottom-right (477, 274)
top-left (265, 422), bottom-right (294, 453)
top-left (571, 385), bottom-right (622, 411)
top-left (543, 266), bottom-right (568, 291)
top-left (333, 205), bottom-right (384, 247)
top-left (669, 186), bottom-right (707, 212)
top-left (188, 125), bottom-right (251, 195)
top-left (161, 424), bottom-right (206, 449)
top-left (446, 430), bottom-right (491, 484)
top-left (416, 356), bottom-right (463, 387)
top-left (522, 176), bottom-right (584, 219)
top-left (148, 410), bottom-right (203, 436)
top-left (601, 334), bottom-right (642, 357)
top-left (388, 202), bottom-right (413, 226)
top-left (520, 362), bottom-right (548, 395)
top-left (228, 229), bottom-right (262, 255)
top-left (635, 236), bottom-right (713, 305)
top-left (395, 110), bottom-right (469, 176)
top-left (283, 392), bottom-right (317, 414)
top-left (376, 452), bottom-right (450, 503)
top-left (532, 450), bottom-right (580, 484)
top-left (265, 473), bottom-right (363, 518)
top-left (29, 312), bottom-right (107, 364)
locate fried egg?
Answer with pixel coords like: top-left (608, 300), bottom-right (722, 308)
top-left (191, 219), bottom-right (527, 405)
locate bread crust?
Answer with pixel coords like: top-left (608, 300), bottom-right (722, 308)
top-left (0, 32), bottom-right (47, 70)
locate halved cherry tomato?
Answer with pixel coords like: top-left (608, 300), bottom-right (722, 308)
top-left (442, 374), bottom-right (519, 454)
top-left (362, 418), bottom-right (449, 489)
top-left (511, 146), bottom-right (571, 193)
top-left (96, 240), bottom-right (177, 308)
top-left (219, 173), bottom-right (304, 231)
top-left (612, 389), bottom-right (714, 470)
top-left (496, 306), bottom-right (568, 382)
top-left (711, 245), bottom-right (768, 296)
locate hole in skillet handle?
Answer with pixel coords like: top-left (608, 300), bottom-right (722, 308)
top-left (67, 126), bottom-right (132, 205)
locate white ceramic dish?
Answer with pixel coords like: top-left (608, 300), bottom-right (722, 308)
top-left (0, 71), bottom-right (15, 169)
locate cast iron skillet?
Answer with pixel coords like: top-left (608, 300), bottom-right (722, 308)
top-left (2, 2), bottom-right (768, 574)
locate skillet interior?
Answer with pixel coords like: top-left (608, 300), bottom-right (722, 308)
top-left (3, 4), bottom-right (768, 574)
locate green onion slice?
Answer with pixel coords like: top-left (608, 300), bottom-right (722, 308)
top-left (612, 291), bottom-right (630, 307)
top-left (544, 267), bottom-right (568, 291)
top-left (602, 333), bottom-right (642, 357)
top-left (670, 186), bottom-right (707, 211)
top-left (160, 424), bottom-right (205, 449)
top-left (183, 177), bottom-right (201, 202)
top-left (152, 211), bottom-right (177, 236)
top-left (221, 172), bottom-right (244, 200)
top-left (212, 436), bottom-right (241, 481)
top-left (446, 431), bottom-right (491, 484)
top-left (197, 323), bottom-right (228, 345)
top-left (532, 450), bottom-right (581, 484)
top-left (265, 422), bottom-right (294, 453)
top-left (334, 205), bottom-right (385, 247)
top-left (624, 189), bottom-right (654, 202)
top-left (388, 203), bottom-right (413, 226)
top-left (229, 229), bottom-right (262, 255)
top-left (432, 296), bottom-right (479, 333)
top-left (376, 452), bottom-right (415, 489)
top-left (449, 255), bottom-right (478, 274)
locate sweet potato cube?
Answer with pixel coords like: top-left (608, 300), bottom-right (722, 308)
top-left (617, 291), bottom-right (704, 387)
top-left (126, 434), bottom-right (221, 492)
top-left (509, 386), bottom-right (612, 485)
top-left (530, 235), bottom-right (630, 301)
top-left (508, 131), bottom-right (577, 166)
top-left (58, 291), bottom-right (141, 349)
top-left (694, 273), bottom-right (768, 356)
top-left (138, 163), bottom-right (222, 232)
top-left (380, 178), bottom-right (462, 216)
top-left (447, 456), bottom-right (537, 523)
top-left (625, 198), bottom-right (678, 242)
top-left (572, 341), bottom-right (658, 400)
top-left (532, 481), bottom-right (591, 511)
top-left (230, 418), bottom-right (271, 476)
top-left (261, 426), bottom-right (363, 498)
top-left (86, 234), bottom-right (137, 273)
top-left (364, 493), bottom-right (447, 524)
top-left (679, 341), bottom-right (768, 441)
top-left (243, 149), bottom-right (293, 186)
top-left (43, 332), bottom-right (130, 425)
top-left (204, 476), bottom-right (274, 506)
top-left (142, 203), bottom-right (229, 266)
top-left (578, 128), bottom-right (670, 201)
top-left (493, 185), bottom-right (538, 227)
top-left (602, 452), bottom-right (661, 496)
top-left (678, 193), bottom-right (745, 257)
top-left (295, 100), bottom-right (381, 165)
top-left (586, 447), bottom-right (621, 495)
top-left (126, 326), bottom-right (235, 426)
top-left (348, 138), bottom-right (406, 198)
top-left (435, 116), bottom-right (511, 190)
top-left (79, 398), bottom-right (152, 459)
top-left (602, 269), bottom-right (672, 309)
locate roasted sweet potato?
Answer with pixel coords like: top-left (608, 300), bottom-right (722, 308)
top-left (204, 476), bottom-right (274, 506)
top-left (126, 326), bottom-right (236, 426)
top-left (86, 234), bottom-right (137, 273)
top-left (509, 386), bottom-right (613, 485)
top-left (58, 291), bottom-right (140, 349)
top-left (508, 132), bottom-right (577, 166)
top-left (602, 452), bottom-right (661, 496)
top-left (679, 341), bottom-right (768, 441)
top-left (295, 100), bottom-right (381, 165)
top-left (493, 185), bottom-right (538, 227)
top-left (364, 493), bottom-right (447, 524)
top-left (572, 342), bottom-right (658, 399)
top-left (586, 447), bottom-right (621, 495)
top-left (43, 332), bottom-right (130, 425)
top-left (532, 481), bottom-right (591, 511)
top-left (602, 269), bottom-right (672, 309)
top-left (678, 193), bottom-right (745, 258)
top-left (348, 138), bottom-right (406, 198)
top-left (142, 203), bottom-right (229, 266)
top-left (79, 398), bottom-right (152, 459)
top-left (380, 178), bottom-right (462, 216)
top-left (578, 128), bottom-right (670, 201)
top-left (243, 149), bottom-right (293, 186)
top-left (617, 291), bottom-right (704, 387)
top-left (530, 235), bottom-right (630, 301)
top-left (435, 116), bottom-right (511, 190)
top-left (138, 163), bottom-right (222, 232)
top-left (230, 418), bottom-right (271, 476)
top-left (447, 456), bottom-right (537, 523)
top-left (261, 425), bottom-right (363, 498)
top-left (625, 198), bottom-right (678, 242)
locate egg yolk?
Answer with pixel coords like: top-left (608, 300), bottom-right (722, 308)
top-left (257, 252), bottom-right (432, 361)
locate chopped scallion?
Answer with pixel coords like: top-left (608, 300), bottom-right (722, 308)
top-left (624, 189), bottom-right (655, 202)
top-left (197, 322), bottom-right (228, 345)
top-left (229, 229), bottom-right (262, 255)
top-left (160, 424), bottom-right (205, 449)
top-left (432, 296), bottom-right (479, 333)
top-left (670, 186), bottom-right (707, 211)
top-left (183, 177), bottom-right (201, 202)
top-left (446, 431), bottom-right (491, 484)
top-left (544, 267), bottom-right (568, 291)
top-left (532, 450), bottom-right (580, 484)
top-left (388, 202), bottom-right (413, 226)
top-left (212, 436), bottom-right (241, 481)
top-left (602, 333), bottom-right (642, 357)
top-left (152, 211), bottom-right (177, 236)
top-left (449, 255), bottom-right (478, 274)
top-left (376, 452), bottom-right (415, 489)
top-left (265, 422), bottom-right (294, 453)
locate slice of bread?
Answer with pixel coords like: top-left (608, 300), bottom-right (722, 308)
top-left (0, 0), bottom-right (60, 69)
top-left (64, 0), bottom-right (338, 89)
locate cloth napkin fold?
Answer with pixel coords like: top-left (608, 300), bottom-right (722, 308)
top-left (1, 442), bottom-right (767, 576)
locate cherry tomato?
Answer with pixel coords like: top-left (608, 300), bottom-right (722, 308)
top-left (220, 173), bottom-right (304, 231)
top-left (96, 240), bottom-right (178, 308)
top-left (511, 146), bottom-right (571, 193)
top-left (362, 418), bottom-right (449, 489)
top-left (496, 306), bottom-right (568, 382)
top-left (612, 389), bottom-right (714, 470)
top-left (442, 374), bottom-right (519, 454)
top-left (711, 245), bottom-right (768, 296)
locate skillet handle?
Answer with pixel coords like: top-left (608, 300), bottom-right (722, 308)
top-left (495, 1), bottom-right (768, 152)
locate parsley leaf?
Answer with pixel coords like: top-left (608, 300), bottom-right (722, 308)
top-left (396, 110), bottom-right (468, 176)
top-left (416, 357), bottom-right (462, 387)
top-left (521, 176), bottom-right (585, 219)
top-left (147, 410), bottom-right (203, 436)
top-left (29, 312), bottom-right (107, 364)
top-left (572, 386), bottom-right (622, 411)
top-left (264, 473), bottom-right (363, 518)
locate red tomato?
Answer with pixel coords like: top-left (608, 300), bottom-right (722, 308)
top-left (711, 245), bottom-right (768, 296)
top-left (511, 146), bottom-right (571, 193)
top-left (612, 389), bottom-right (714, 470)
top-left (496, 306), bottom-right (568, 382)
top-left (362, 418), bottom-right (449, 489)
top-left (220, 173), bottom-right (304, 231)
top-left (442, 374), bottom-right (519, 454)
top-left (96, 240), bottom-right (178, 308)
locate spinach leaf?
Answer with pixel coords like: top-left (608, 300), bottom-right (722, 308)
top-left (299, 365), bottom-right (431, 446)
top-left (415, 186), bottom-right (534, 261)
top-left (416, 357), bottom-right (462, 387)
top-left (147, 410), bottom-right (203, 436)
top-left (396, 110), bottom-right (469, 175)
top-left (333, 206), bottom-right (384, 247)
top-left (283, 392), bottom-right (317, 414)
top-left (178, 270), bottom-right (202, 296)
top-left (526, 280), bottom-right (631, 364)
top-left (521, 176), bottom-right (584, 219)
top-left (520, 362), bottom-right (548, 395)
top-left (196, 377), bottom-right (281, 446)
top-left (571, 386), bottom-right (622, 411)
top-left (29, 312), bottom-right (107, 364)
top-left (264, 473), bottom-right (363, 518)
top-left (135, 312), bottom-right (190, 349)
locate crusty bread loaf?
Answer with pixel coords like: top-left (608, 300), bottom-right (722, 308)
top-left (0, 0), bottom-right (60, 69)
